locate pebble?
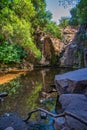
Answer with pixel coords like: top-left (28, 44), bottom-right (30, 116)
top-left (4, 127), bottom-right (14, 130)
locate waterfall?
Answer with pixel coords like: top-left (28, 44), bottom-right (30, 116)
top-left (40, 37), bottom-right (45, 64)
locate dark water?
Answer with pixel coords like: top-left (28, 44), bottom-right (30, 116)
top-left (0, 68), bottom-right (72, 125)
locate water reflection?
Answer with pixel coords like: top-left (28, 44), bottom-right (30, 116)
top-left (0, 68), bottom-right (71, 120)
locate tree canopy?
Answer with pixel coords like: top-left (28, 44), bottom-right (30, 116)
top-left (58, 0), bottom-right (87, 26)
top-left (0, 0), bottom-right (41, 62)
top-left (70, 0), bottom-right (87, 25)
top-left (0, 0), bottom-right (62, 64)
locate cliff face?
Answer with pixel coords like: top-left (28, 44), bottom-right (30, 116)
top-left (34, 29), bottom-right (63, 65)
top-left (33, 26), bottom-right (86, 67)
top-left (60, 25), bottom-right (87, 68)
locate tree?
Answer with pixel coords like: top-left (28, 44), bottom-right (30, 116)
top-left (69, 7), bottom-right (79, 26)
top-left (31, 0), bottom-right (52, 29)
top-left (58, 0), bottom-right (87, 26)
top-left (58, 0), bottom-right (80, 7)
top-left (59, 17), bottom-right (69, 29)
top-left (44, 21), bottom-right (62, 38)
top-left (77, 0), bottom-right (87, 24)
top-left (68, 0), bottom-right (87, 25)
top-left (0, 0), bottom-right (41, 60)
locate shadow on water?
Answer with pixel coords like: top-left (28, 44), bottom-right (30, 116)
top-left (0, 67), bottom-right (73, 129)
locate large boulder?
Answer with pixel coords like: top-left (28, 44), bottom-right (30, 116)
top-left (55, 68), bottom-right (87, 95)
top-left (54, 94), bottom-right (87, 130)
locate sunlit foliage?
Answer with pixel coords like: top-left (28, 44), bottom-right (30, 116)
top-left (0, 42), bottom-right (26, 63)
top-left (59, 17), bottom-right (69, 29)
top-left (0, 0), bottom-right (41, 61)
top-left (0, 0), bottom-right (63, 64)
top-left (44, 21), bottom-right (62, 38)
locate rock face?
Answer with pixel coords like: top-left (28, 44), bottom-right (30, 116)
top-left (54, 94), bottom-right (87, 130)
top-left (60, 25), bottom-right (87, 67)
top-left (34, 29), bottom-right (63, 65)
top-left (55, 68), bottom-right (87, 95)
top-left (59, 27), bottom-right (78, 67)
top-left (43, 37), bottom-right (56, 65)
top-left (60, 44), bottom-right (77, 66)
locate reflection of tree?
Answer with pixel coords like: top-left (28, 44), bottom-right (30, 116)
top-left (26, 82), bottom-right (42, 109)
top-left (25, 82), bottom-right (43, 120)
top-left (40, 70), bottom-right (46, 90)
top-left (0, 78), bottom-right (21, 96)
top-left (0, 78), bottom-right (22, 115)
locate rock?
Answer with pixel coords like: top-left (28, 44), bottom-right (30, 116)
top-left (60, 25), bottom-right (87, 67)
top-left (0, 113), bottom-right (27, 130)
top-left (0, 92), bottom-right (8, 97)
top-left (4, 127), bottom-right (14, 130)
top-left (61, 127), bottom-right (71, 130)
top-left (60, 44), bottom-right (77, 66)
top-left (54, 117), bottom-right (66, 130)
top-left (40, 112), bottom-right (47, 119)
top-left (55, 68), bottom-right (87, 95)
top-left (55, 94), bottom-right (87, 130)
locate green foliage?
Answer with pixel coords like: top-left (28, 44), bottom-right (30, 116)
top-left (0, 0), bottom-right (64, 64)
top-left (0, 0), bottom-right (41, 61)
top-left (31, 0), bottom-right (52, 28)
top-left (59, 17), bottom-right (69, 29)
top-left (0, 41), bottom-right (26, 63)
top-left (0, 79), bottom-right (21, 95)
top-left (77, 0), bottom-right (87, 24)
top-left (69, 7), bottom-right (79, 26)
top-left (44, 22), bottom-right (62, 39)
top-left (69, 0), bottom-right (87, 25)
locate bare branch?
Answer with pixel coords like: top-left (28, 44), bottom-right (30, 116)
top-left (24, 108), bottom-right (87, 126)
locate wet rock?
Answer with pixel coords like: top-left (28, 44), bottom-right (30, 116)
top-left (61, 127), bottom-right (70, 130)
top-left (0, 113), bottom-right (27, 130)
top-left (0, 92), bottom-right (8, 97)
top-left (55, 68), bottom-right (87, 95)
top-left (40, 112), bottom-right (47, 119)
top-left (54, 117), bottom-right (66, 130)
top-left (56, 94), bottom-right (87, 130)
top-left (4, 127), bottom-right (14, 130)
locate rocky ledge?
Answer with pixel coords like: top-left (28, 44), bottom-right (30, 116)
top-left (54, 68), bottom-right (87, 130)
top-left (55, 68), bottom-right (87, 95)
top-left (54, 94), bottom-right (87, 130)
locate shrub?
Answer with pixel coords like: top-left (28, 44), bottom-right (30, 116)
top-left (0, 41), bottom-right (26, 63)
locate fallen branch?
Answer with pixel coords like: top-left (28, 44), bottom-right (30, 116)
top-left (24, 108), bottom-right (87, 126)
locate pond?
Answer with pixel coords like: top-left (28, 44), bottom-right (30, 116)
top-left (0, 68), bottom-right (72, 128)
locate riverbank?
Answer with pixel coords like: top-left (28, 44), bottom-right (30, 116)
top-left (0, 62), bottom-right (33, 85)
